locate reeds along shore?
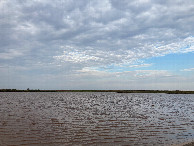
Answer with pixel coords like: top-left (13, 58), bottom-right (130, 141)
top-left (0, 89), bottom-right (194, 94)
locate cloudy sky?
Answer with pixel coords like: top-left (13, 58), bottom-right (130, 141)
top-left (0, 0), bottom-right (194, 90)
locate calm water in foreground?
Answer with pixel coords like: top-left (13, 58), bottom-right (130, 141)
top-left (0, 92), bottom-right (193, 146)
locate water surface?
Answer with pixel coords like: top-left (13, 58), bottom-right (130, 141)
top-left (0, 92), bottom-right (193, 145)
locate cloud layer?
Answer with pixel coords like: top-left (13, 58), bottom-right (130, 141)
top-left (0, 0), bottom-right (194, 89)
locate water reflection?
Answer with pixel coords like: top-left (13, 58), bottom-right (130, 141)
top-left (0, 92), bottom-right (193, 145)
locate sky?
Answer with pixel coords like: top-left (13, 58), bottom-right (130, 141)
top-left (0, 0), bottom-right (194, 90)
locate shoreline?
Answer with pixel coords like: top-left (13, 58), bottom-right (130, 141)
top-left (1, 89), bottom-right (194, 94)
top-left (182, 141), bottom-right (194, 146)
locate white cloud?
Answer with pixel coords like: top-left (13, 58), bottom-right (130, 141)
top-left (181, 68), bottom-right (194, 72)
top-left (76, 67), bottom-right (172, 80)
top-left (128, 63), bottom-right (152, 68)
top-left (53, 36), bottom-right (194, 68)
top-left (133, 70), bottom-right (172, 78)
top-left (0, 49), bottom-right (24, 59)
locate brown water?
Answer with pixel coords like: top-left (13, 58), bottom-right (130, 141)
top-left (0, 92), bottom-right (193, 146)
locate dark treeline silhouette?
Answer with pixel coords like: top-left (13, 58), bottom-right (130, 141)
top-left (0, 89), bottom-right (194, 94)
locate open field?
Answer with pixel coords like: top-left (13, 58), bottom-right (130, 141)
top-left (0, 92), bottom-right (194, 145)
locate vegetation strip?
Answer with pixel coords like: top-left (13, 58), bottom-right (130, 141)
top-left (0, 89), bottom-right (194, 94)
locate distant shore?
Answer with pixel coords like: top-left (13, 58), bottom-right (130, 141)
top-left (1, 89), bottom-right (194, 94)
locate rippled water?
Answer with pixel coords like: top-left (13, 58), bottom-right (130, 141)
top-left (0, 92), bottom-right (193, 146)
